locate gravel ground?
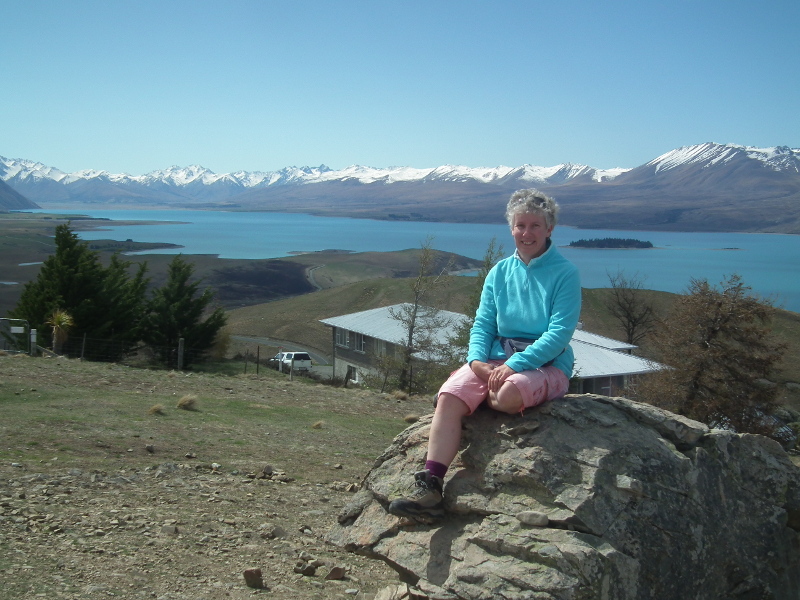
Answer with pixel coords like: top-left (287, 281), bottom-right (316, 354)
top-left (0, 459), bottom-right (402, 599)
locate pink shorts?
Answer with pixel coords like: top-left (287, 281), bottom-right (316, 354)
top-left (437, 361), bottom-right (569, 415)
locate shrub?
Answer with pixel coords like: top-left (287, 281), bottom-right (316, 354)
top-left (176, 394), bottom-right (198, 411)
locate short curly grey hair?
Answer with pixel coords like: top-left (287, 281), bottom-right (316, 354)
top-left (505, 189), bottom-right (559, 228)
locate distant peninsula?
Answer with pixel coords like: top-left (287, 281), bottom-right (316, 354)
top-left (568, 237), bottom-right (654, 249)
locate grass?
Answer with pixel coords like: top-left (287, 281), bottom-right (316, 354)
top-left (0, 354), bottom-right (431, 478)
top-left (226, 275), bottom-right (478, 358)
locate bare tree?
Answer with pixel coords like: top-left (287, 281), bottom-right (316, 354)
top-left (390, 237), bottom-right (454, 393)
top-left (448, 237), bottom-right (504, 363)
top-left (605, 269), bottom-right (656, 345)
top-left (634, 274), bottom-right (787, 441)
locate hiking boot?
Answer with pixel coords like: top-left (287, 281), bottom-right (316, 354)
top-left (388, 470), bottom-right (444, 519)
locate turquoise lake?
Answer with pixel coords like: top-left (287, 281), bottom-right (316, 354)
top-left (28, 208), bottom-right (800, 313)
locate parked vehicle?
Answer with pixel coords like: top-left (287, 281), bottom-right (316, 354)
top-left (269, 351), bottom-right (312, 373)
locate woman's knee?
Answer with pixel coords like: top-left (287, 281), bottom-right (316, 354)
top-left (435, 392), bottom-right (470, 418)
top-left (489, 384), bottom-right (523, 414)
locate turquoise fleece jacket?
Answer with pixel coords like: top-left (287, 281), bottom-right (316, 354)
top-left (466, 241), bottom-right (582, 378)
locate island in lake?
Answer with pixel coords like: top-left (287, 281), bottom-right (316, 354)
top-left (568, 237), bottom-right (654, 249)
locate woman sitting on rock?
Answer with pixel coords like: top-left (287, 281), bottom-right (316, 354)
top-left (389, 188), bottom-right (582, 520)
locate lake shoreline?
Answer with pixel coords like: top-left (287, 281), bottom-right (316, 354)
top-left (9, 208), bottom-right (800, 313)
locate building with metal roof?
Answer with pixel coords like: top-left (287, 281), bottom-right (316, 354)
top-left (320, 304), bottom-right (662, 395)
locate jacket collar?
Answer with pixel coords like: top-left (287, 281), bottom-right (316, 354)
top-left (513, 238), bottom-right (554, 267)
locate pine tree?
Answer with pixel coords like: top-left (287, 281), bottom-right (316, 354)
top-left (90, 254), bottom-right (150, 360)
top-left (140, 255), bottom-right (227, 369)
top-left (10, 224), bottom-right (150, 360)
top-left (11, 224), bottom-right (105, 334)
top-left (635, 274), bottom-right (787, 440)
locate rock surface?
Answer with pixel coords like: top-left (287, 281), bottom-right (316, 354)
top-left (327, 394), bottom-right (800, 599)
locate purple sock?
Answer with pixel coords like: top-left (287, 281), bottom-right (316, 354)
top-left (425, 460), bottom-right (448, 480)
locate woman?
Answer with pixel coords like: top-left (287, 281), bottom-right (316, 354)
top-left (388, 188), bottom-right (582, 519)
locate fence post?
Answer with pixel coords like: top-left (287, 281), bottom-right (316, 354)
top-left (177, 338), bottom-right (184, 370)
top-left (81, 333), bottom-right (87, 361)
top-left (30, 329), bottom-right (37, 356)
top-left (256, 346), bottom-right (260, 375)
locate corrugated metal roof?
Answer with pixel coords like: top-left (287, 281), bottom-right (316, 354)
top-left (571, 340), bottom-right (659, 378)
top-left (572, 329), bottom-right (637, 351)
top-left (320, 304), bottom-right (470, 347)
top-left (320, 304), bottom-right (662, 378)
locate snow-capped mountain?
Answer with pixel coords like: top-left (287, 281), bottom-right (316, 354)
top-left (2, 143), bottom-right (799, 233)
top-left (0, 158), bottom-right (625, 191)
top-left (645, 143), bottom-right (800, 174)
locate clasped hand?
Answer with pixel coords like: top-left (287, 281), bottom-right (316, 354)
top-left (471, 360), bottom-right (515, 392)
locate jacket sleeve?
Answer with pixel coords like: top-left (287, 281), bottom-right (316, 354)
top-left (505, 265), bottom-right (581, 372)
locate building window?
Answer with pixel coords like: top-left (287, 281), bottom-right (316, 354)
top-left (336, 328), bottom-right (349, 348)
top-left (354, 333), bottom-right (366, 353)
top-left (374, 339), bottom-right (386, 356)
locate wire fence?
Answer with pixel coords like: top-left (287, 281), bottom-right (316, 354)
top-left (0, 318), bottom-right (32, 354)
top-left (3, 325), bottom-right (310, 378)
top-left (24, 331), bottom-right (216, 371)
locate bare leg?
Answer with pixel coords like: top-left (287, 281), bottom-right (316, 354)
top-left (486, 381), bottom-right (524, 414)
top-left (427, 392), bottom-right (470, 466)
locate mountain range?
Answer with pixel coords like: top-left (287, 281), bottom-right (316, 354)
top-left (2, 142), bottom-right (799, 233)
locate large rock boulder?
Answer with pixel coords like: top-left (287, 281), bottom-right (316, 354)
top-left (326, 394), bottom-right (800, 599)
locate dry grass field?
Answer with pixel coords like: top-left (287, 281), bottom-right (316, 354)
top-left (0, 353), bottom-right (432, 598)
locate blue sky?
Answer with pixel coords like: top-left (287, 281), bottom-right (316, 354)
top-left (2, 0), bottom-right (798, 175)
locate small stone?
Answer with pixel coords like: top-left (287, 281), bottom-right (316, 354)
top-left (243, 567), bottom-right (264, 589)
top-left (325, 566), bottom-right (346, 580)
top-left (294, 562), bottom-right (317, 576)
top-left (160, 525), bottom-right (179, 535)
top-left (258, 523), bottom-right (286, 539)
